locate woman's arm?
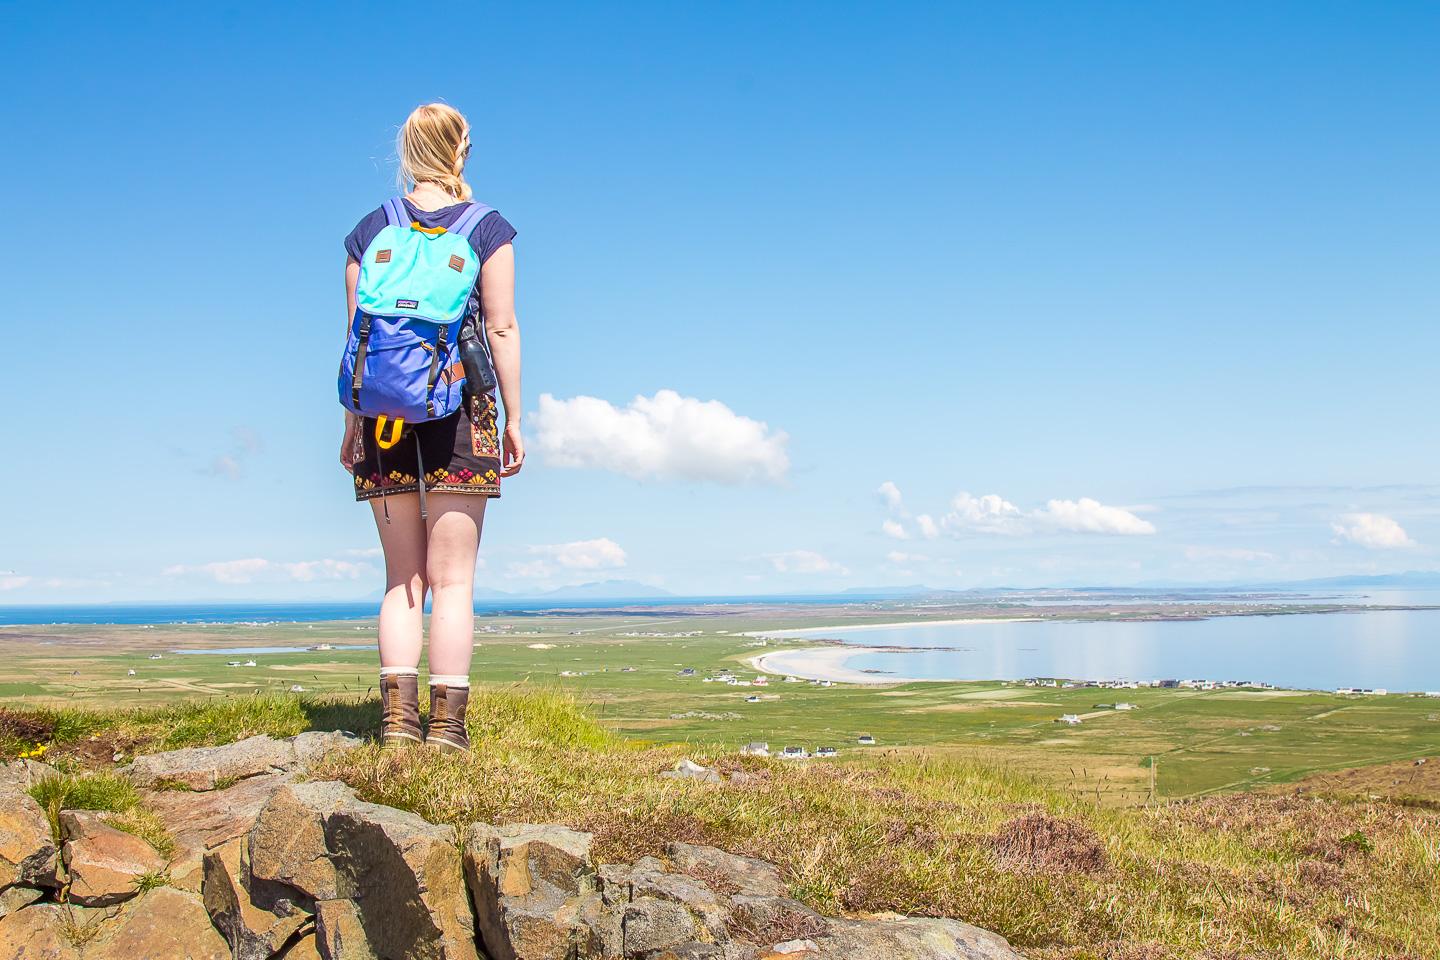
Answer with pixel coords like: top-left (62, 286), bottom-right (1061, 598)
top-left (340, 257), bottom-right (361, 470)
top-left (481, 243), bottom-right (524, 477)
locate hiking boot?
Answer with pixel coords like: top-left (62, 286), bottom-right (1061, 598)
top-left (379, 673), bottom-right (422, 748)
top-left (425, 683), bottom-right (470, 753)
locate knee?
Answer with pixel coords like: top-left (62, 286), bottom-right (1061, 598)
top-left (426, 564), bottom-right (472, 595)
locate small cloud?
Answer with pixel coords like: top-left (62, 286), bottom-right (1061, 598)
top-left (1, 575), bottom-right (33, 591)
top-left (281, 559), bottom-right (369, 582)
top-left (204, 455), bottom-right (242, 479)
top-left (886, 550), bottom-right (927, 566)
top-left (764, 550), bottom-right (848, 575)
top-left (532, 390), bottom-right (788, 484)
top-left (915, 514), bottom-right (939, 539)
top-left (1039, 498), bottom-right (1156, 536)
top-left (164, 558), bottom-right (271, 584)
top-left (940, 492), bottom-right (1155, 537)
top-left (1330, 513), bottom-right (1416, 550)
top-left (529, 538), bottom-right (627, 570)
top-left (877, 481), bottom-right (904, 511)
top-left (344, 547), bottom-right (385, 558)
top-left (881, 519), bottom-right (909, 540)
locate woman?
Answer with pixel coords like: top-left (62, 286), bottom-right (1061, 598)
top-left (339, 103), bottom-right (523, 752)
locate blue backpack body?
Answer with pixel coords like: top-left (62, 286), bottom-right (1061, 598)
top-left (338, 197), bottom-right (492, 430)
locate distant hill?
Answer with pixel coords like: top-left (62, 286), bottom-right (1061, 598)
top-left (541, 580), bottom-right (675, 600)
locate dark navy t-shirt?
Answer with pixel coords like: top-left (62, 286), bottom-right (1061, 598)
top-left (344, 198), bottom-right (516, 324)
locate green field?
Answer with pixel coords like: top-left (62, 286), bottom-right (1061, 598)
top-left (3, 609), bottom-right (1437, 801)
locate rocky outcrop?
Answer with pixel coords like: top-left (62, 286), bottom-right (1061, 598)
top-left (0, 732), bottom-right (1022, 960)
top-left (124, 731), bottom-right (360, 791)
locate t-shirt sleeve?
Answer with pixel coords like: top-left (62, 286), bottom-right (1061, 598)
top-left (468, 211), bottom-right (517, 264)
top-left (343, 208), bottom-right (387, 262)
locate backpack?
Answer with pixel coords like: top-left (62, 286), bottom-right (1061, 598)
top-left (337, 197), bottom-right (492, 440)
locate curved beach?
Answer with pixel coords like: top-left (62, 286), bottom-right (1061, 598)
top-left (747, 646), bottom-right (934, 684)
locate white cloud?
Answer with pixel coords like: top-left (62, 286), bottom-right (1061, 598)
top-left (1330, 513), bottom-right (1416, 550)
top-left (940, 492), bottom-right (1156, 537)
top-left (877, 481), bottom-right (904, 511)
top-left (915, 514), bottom-right (939, 539)
top-left (532, 390), bottom-right (788, 484)
top-left (344, 547), bottom-right (384, 558)
top-left (529, 538), bottom-right (628, 570)
top-left (765, 550), bottom-right (848, 575)
top-left (164, 558), bottom-right (271, 584)
top-left (941, 493), bottom-right (1028, 535)
top-left (1, 576), bottom-right (33, 591)
top-left (881, 519), bottom-right (909, 540)
top-left (886, 550), bottom-right (928, 566)
top-left (204, 455), bottom-right (242, 479)
top-left (1040, 498), bottom-right (1156, 536)
top-left (164, 556), bottom-right (375, 584)
top-left (281, 559), bottom-right (369, 582)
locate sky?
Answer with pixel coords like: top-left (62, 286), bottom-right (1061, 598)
top-left (2, 2), bottom-right (1438, 602)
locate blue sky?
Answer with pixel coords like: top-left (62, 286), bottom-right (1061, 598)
top-left (3, 2), bottom-right (1438, 602)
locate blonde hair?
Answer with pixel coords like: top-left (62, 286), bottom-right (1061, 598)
top-left (397, 103), bottom-right (473, 202)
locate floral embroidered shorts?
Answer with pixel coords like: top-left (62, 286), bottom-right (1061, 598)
top-left (350, 393), bottom-right (501, 501)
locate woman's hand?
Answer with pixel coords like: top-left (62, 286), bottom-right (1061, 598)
top-left (340, 414), bottom-right (360, 472)
top-left (501, 419), bottom-right (525, 477)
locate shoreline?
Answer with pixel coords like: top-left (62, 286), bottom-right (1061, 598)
top-left (747, 646), bottom-right (937, 685)
top-left (741, 616), bottom-right (1035, 639)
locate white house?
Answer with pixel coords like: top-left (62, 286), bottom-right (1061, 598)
top-left (856, 734), bottom-right (876, 745)
top-left (778, 746), bottom-right (809, 760)
top-left (815, 746), bottom-right (838, 758)
top-left (1059, 714), bottom-right (1082, 725)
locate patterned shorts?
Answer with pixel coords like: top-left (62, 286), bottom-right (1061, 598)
top-left (350, 393), bottom-right (501, 501)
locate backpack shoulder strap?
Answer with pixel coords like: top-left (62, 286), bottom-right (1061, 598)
top-left (446, 202), bottom-right (494, 241)
top-left (382, 196), bottom-right (409, 229)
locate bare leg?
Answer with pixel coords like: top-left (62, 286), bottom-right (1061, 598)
top-left (369, 493), bottom-right (428, 669)
top-left (424, 493), bottom-right (487, 678)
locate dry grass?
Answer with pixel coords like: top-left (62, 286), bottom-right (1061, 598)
top-left (306, 686), bottom-right (1440, 960)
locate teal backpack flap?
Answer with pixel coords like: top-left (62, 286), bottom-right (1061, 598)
top-left (355, 198), bottom-right (486, 323)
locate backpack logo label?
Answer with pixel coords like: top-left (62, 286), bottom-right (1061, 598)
top-left (375, 249), bottom-right (392, 263)
top-left (449, 255), bottom-right (465, 272)
top-left (395, 299), bottom-right (419, 310)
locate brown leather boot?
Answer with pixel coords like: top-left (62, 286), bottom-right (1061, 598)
top-left (425, 683), bottom-right (471, 753)
top-left (379, 673), bottom-right (422, 748)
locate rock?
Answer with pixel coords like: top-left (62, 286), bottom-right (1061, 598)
top-left (249, 780), bottom-right (355, 902)
top-left (765, 940), bottom-right (819, 956)
top-left (325, 796), bottom-right (479, 960)
top-left (203, 837), bottom-right (311, 960)
top-left (801, 916), bottom-right (1022, 960)
top-left (0, 903), bottom-right (82, 959)
top-left (147, 769), bottom-right (293, 892)
top-left (622, 898), bottom-right (696, 956)
top-left (315, 898), bottom-right (377, 960)
top-left (281, 931), bottom-right (326, 959)
top-left (463, 823), bottom-right (600, 960)
top-left (84, 887), bottom-right (230, 960)
top-left (59, 809), bottom-right (166, 907)
top-left (0, 784), bottom-right (58, 890)
top-left (667, 843), bottom-right (786, 898)
top-left (660, 760), bottom-right (721, 784)
top-left (125, 731), bottom-right (360, 791)
top-left (0, 885), bottom-right (42, 919)
top-left (0, 761), bottom-right (60, 791)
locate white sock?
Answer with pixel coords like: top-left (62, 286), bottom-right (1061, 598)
top-left (379, 666), bottom-right (419, 677)
top-left (428, 674), bottom-right (470, 688)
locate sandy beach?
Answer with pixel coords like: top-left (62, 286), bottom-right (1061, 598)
top-left (747, 646), bottom-right (936, 685)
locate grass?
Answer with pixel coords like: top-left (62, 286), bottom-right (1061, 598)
top-left (27, 771), bottom-right (176, 859)
top-left (300, 686), bottom-right (1440, 960)
top-left (0, 686), bottom-right (1435, 956)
